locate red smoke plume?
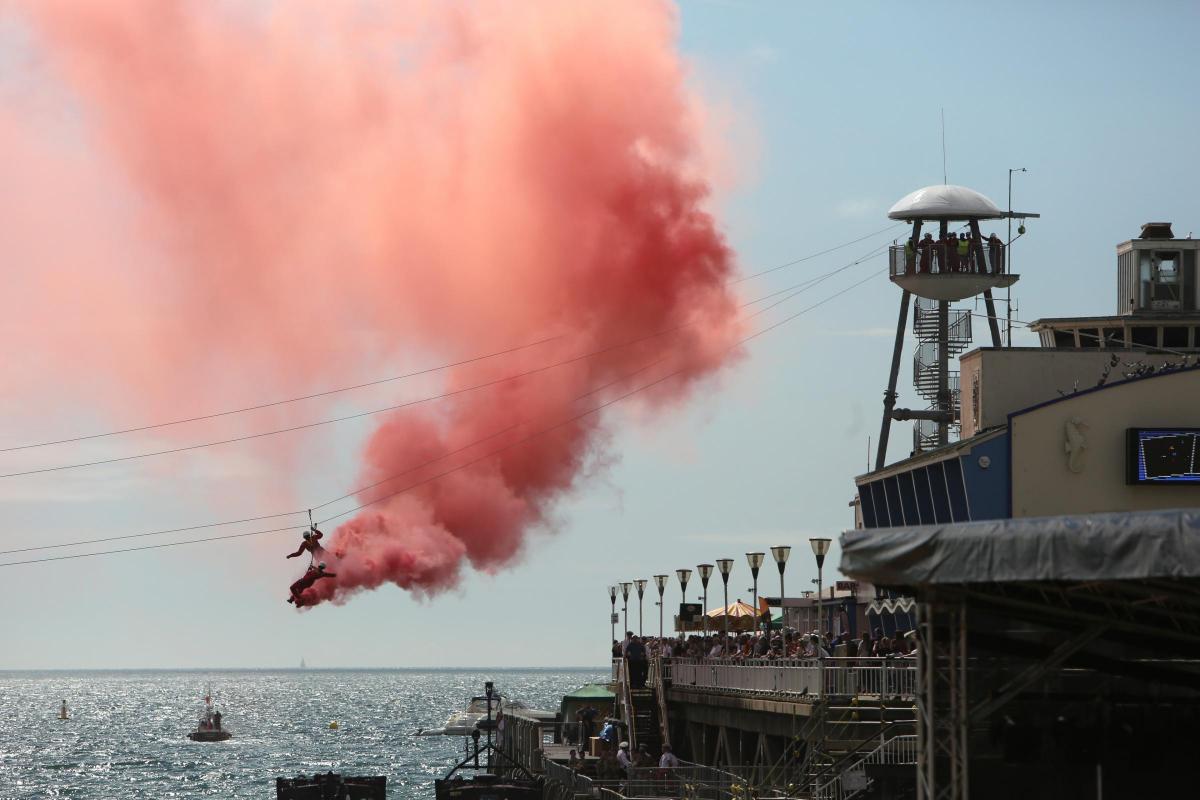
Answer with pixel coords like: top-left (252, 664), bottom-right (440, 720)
top-left (5, 0), bottom-right (743, 606)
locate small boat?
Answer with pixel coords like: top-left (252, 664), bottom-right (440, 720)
top-left (188, 688), bottom-right (231, 742)
top-left (58, 700), bottom-right (69, 721)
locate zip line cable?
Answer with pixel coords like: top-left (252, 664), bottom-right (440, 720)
top-left (0, 226), bottom-right (904, 456)
top-left (0, 264), bottom-right (884, 567)
top-left (0, 355), bottom-right (676, 557)
top-left (0, 243), bottom-right (891, 481)
top-left (0, 251), bottom-right (877, 554)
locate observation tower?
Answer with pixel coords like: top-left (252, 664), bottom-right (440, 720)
top-left (875, 184), bottom-right (1038, 469)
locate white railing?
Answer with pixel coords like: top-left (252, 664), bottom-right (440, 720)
top-left (612, 657), bottom-right (623, 683)
top-left (813, 735), bottom-right (918, 800)
top-left (668, 657), bottom-right (823, 697)
top-left (821, 657), bottom-right (918, 698)
top-left (661, 657), bottom-right (916, 700)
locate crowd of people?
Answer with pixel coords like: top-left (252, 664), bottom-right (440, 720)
top-left (611, 626), bottom-right (917, 671)
top-left (899, 231), bottom-right (1004, 275)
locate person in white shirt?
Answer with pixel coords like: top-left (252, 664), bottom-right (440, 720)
top-left (616, 741), bottom-right (634, 778)
top-left (659, 743), bottom-right (681, 769)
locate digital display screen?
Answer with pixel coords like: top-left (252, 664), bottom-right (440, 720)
top-left (1126, 428), bottom-right (1200, 484)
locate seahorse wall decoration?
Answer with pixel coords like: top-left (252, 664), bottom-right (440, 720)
top-left (1064, 417), bottom-right (1087, 474)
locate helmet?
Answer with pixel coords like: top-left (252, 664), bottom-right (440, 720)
top-left (302, 531), bottom-right (312, 539)
top-left (318, 561), bottom-right (327, 570)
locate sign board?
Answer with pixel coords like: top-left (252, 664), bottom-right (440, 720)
top-left (610, 613), bottom-right (619, 624)
top-left (836, 580), bottom-right (859, 592)
top-left (678, 602), bottom-right (702, 622)
top-left (1126, 428), bottom-right (1200, 484)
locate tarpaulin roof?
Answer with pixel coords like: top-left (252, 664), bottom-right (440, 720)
top-left (840, 508), bottom-right (1200, 587)
top-left (562, 683), bottom-right (615, 700)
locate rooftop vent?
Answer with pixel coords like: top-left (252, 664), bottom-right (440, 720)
top-left (1139, 222), bottom-right (1174, 239)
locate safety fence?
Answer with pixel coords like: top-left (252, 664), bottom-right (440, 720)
top-left (888, 241), bottom-right (1006, 277)
top-left (663, 657), bottom-right (916, 700)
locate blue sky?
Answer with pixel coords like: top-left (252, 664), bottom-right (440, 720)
top-left (4, 1), bottom-right (1200, 668)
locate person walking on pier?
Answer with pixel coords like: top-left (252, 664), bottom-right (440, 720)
top-left (626, 636), bottom-right (647, 688)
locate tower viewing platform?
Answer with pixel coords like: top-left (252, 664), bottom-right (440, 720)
top-left (886, 185), bottom-right (1024, 302)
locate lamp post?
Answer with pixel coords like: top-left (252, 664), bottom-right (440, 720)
top-left (635, 579), bottom-right (647, 638)
top-left (810, 538), bottom-right (832, 637)
top-left (620, 582), bottom-right (632, 641)
top-left (697, 564), bottom-right (714, 638)
top-left (653, 575), bottom-right (668, 640)
top-left (716, 558), bottom-right (734, 654)
top-left (676, 569), bottom-right (692, 634)
top-left (1007, 167), bottom-right (1027, 347)
top-left (608, 585), bottom-right (618, 648)
top-left (771, 546), bottom-right (791, 647)
top-left (746, 552), bottom-right (764, 636)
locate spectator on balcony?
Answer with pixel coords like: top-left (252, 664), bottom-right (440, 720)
top-left (955, 233), bottom-right (970, 272)
top-left (918, 233), bottom-right (934, 273)
top-left (904, 238), bottom-right (916, 274)
top-left (626, 635), bottom-right (648, 688)
top-left (942, 233), bottom-right (958, 273)
top-left (988, 233), bottom-right (1003, 274)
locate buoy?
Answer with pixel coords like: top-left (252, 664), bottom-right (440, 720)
top-left (58, 700), bottom-right (69, 720)
top-left (329, 721), bottom-right (339, 730)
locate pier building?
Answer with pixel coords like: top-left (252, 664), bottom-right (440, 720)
top-left (501, 201), bottom-right (1200, 800)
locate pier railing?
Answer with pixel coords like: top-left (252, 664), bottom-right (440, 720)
top-left (662, 656), bottom-right (916, 700)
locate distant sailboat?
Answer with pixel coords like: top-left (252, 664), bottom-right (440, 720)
top-left (300, 657), bottom-right (307, 670)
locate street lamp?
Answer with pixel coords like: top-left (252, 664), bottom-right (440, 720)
top-left (676, 569), bottom-right (692, 634)
top-left (653, 575), bottom-right (669, 640)
top-left (635, 579), bottom-right (647, 638)
top-left (771, 546), bottom-right (791, 647)
top-left (620, 582), bottom-right (632, 641)
top-left (746, 552), bottom-right (765, 636)
top-left (608, 585), bottom-right (618, 647)
top-left (716, 558), bottom-right (734, 654)
top-left (697, 564), bottom-right (714, 638)
top-left (810, 538), bottom-right (832, 637)
top-left (1007, 167), bottom-right (1027, 347)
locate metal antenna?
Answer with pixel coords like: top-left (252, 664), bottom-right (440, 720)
top-left (941, 108), bottom-right (947, 185)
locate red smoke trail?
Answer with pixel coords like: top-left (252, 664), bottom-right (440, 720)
top-left (5, 0), bottom-right (744, 606)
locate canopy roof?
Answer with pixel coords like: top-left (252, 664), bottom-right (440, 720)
top-left (706, 599), bottom-right (760, 618)
top-left (563, 683), bottom-right (615, 700)
top-left (887, 184), bottom-right (1003, 221)
top-left (840, 508), bottom-right (1200, 587)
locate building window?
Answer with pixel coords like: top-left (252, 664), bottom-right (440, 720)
top-left (1139, 250), bottom-right (1183, 310)
top-left (1164, 326), bottom-right (1188, 349)
top-left (1052, 329), bottom-right (1075, 348)
top-left (1130, 327), bottom-right (1157, 348)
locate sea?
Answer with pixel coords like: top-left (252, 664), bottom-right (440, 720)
top-left (0, 668), bottom-right (606, 799)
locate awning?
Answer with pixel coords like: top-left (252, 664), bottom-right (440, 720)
top-left (840, 508), bottom-right (1200, 587)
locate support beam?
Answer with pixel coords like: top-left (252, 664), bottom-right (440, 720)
top-left (876, 289), bottom-right (912, 470)
top-left (970, 625), bottom-right (1106, 721)
top-left (971, 220), bottom-right (1003, 347)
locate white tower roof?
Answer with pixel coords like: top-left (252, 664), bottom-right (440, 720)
top-left (887, 185), bottom-right (1003, 221)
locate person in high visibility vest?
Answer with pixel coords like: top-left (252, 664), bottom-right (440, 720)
top-left (956, 233), bottom-right (971, 272)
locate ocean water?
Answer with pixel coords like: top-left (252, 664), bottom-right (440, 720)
top-left (0, 668), bottom-right (605, 799)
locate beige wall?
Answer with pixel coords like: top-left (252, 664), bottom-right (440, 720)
top-left (960, 348), bottom-right (1185, 437)
top-left (1010, 368), bottom-right (1200, 517)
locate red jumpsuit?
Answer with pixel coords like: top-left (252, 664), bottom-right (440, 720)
top-left (286, 530), bottom-right (325, 560)
top-left (288, 567), bottom-right (336, 606)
